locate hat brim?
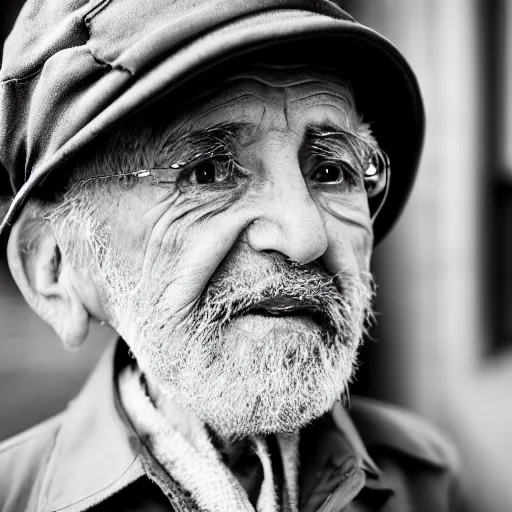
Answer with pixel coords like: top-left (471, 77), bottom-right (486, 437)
top-left (1, 9), bottom-right (424, 244)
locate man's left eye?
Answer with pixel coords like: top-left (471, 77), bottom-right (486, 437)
top-left (186, 159), bottom-right (231, 185)
top-left (310, 162), bottom-right (348, 184)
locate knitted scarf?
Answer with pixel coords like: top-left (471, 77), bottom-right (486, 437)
top-left (119, 365), bottom-right (299, 512)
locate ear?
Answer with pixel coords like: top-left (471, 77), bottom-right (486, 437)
top-left (7, 202), bottom-right (99, 351)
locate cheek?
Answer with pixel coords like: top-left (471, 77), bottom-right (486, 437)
top-left (316, 192), bottom-right (373, 274)
top-left (103, 187), bottom-right (255, 314)
top-left (323, 222), bottom-right (373, 277)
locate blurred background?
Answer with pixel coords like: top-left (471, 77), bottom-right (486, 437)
top-left (1, 0), bottom-right (512, 510)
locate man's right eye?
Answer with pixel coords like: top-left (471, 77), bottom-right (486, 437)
top-left (182, 159), bottom-right (232, 186)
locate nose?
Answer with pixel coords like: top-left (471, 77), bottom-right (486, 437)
top-left (245, 140), bottom-right (328, 264)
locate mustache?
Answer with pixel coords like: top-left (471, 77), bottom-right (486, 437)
top-left (189, 258), bottom-right (375, 342)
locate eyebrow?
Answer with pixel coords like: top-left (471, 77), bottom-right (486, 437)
top-left (303, 121), bottom-right (362, 146)
top-left (304, 120), bottom-right (372, 140)
top-left (306, 121), bottom-right (348, 134)
top-left (155, 121), bottom-right (251, 167)
top-left (162, 120), bottom-right (364, 154)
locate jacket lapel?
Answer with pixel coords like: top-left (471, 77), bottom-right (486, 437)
top-left (38, 341), bottom-right (145, 512)
top-left (299, 402), bottom-right (393, 511)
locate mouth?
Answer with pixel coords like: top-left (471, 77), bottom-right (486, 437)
top-left (242, 297), bottom-right (327, 326)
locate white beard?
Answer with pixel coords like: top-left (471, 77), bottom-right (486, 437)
top-left (99, 248), bottom-right (374, 441)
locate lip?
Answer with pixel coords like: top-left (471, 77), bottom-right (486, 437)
top-left (244, 297), bottom-right (324, 321)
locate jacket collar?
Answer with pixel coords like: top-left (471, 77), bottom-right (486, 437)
top-left (38, 339), bottom-right (392, 511)
top-left (38, 341), bottom-right (145, 512)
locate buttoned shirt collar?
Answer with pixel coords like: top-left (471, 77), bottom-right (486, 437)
top-left (37, 339), bottom-right (392, 511)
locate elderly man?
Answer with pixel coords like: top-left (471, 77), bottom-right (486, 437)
top-left (0, 1), bottom-right (462, 511)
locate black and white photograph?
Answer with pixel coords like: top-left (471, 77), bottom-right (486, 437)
top-left (1, 1), bottom-right (511, 511)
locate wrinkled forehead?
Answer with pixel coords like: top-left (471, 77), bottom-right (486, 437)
top-left (176, 63), bottom-right (360, 135)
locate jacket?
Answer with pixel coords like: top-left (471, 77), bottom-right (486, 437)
top-left (0, 340), bottom-right (464, 511)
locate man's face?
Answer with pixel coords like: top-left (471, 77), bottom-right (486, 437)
top-left (78, 65), bottom-right (376, 440)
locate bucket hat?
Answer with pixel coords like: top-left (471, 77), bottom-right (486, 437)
top-left (0, 0), bottom-right (424, 243)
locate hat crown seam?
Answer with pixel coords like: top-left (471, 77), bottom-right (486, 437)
top-left (0, 0), bottom-right (111, 84)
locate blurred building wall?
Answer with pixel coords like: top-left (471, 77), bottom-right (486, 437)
top-left (504, 1), bottom-right (512, 171)
top-left (347, 1), bottom-right (512, 511)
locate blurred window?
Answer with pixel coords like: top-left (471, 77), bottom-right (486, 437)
top-left (490, 0), bottom-right (512, 349)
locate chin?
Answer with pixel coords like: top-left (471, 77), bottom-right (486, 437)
top-left (145, 316), bottom-right (358, 441)
top-left (180, 368), bottom-right (351, 442)
top-left (196, 385), bottom-right (348, 442)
